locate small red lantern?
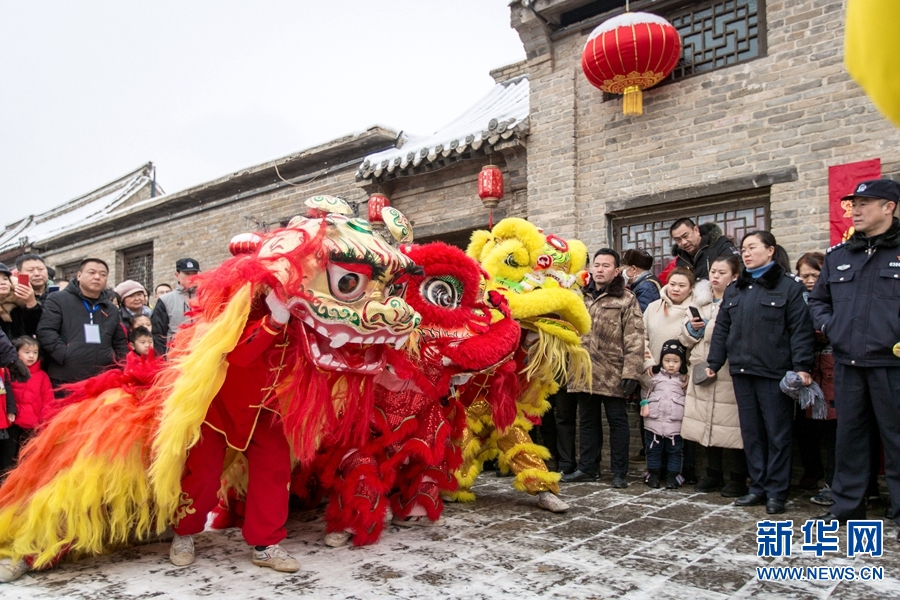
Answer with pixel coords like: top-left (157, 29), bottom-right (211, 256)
top-left (478, 165), bottom-right (504, 209)
top-left (581, 12), bottom-right (681, 116)
top-left (367, 193), bottom-right (390, 223)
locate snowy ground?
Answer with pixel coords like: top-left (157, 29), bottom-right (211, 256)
top-left (4, 470), bottom-right (899, 600)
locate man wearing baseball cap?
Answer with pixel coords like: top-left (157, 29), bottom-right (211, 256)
top-left (809, 178), bottom-right (900, 537)
top-left (151, 258), bottom-right (200, 355)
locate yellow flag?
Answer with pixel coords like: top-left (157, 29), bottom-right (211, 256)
top-left (845, 0), bottom-right (900, 127)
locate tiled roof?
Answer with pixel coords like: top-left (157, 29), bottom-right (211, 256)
top-left (0, 163), bottom-right (156, 255)
top-left (357, 75), bottom-right (529, 182)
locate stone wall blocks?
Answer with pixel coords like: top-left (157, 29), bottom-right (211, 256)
top-left (809, 137), bottom-right (851, 152)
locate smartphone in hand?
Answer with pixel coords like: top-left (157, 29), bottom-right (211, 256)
top-left (16, 273), bottom-right (29, 288)
top-left (689, 306), bottom-right (701, 319)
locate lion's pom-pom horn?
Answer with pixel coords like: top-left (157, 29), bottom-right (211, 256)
top-left (229, 233), bottom-right (262, 256)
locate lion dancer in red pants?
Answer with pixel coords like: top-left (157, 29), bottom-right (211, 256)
top-left (169, 297), bottom-right (297, 571)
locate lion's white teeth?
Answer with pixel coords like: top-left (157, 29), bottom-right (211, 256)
top-left (330, 332), bottom-right (350, 348)
top-left (317, 325), bottom-right (329, 336)
top-left (374, 335), bottom-right (386, 344)
top-left (350, 335), bottom-right (364, 344)
top-left (362, 335), bottom-right (376, 344)
top-left (394, 335), bottom-right (408, 350)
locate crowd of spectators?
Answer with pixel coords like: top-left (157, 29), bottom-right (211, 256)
top-left (550, 178), bottom-right (900, 535)
top-left (0, 255), bottom-right (199, 475)
top-left (2, 180), bottom-right (900, 544)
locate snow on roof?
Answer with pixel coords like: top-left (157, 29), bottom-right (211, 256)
top-left (0, 164), bottom-right (155, 255)
top-left (357, 75), bottom-right (529, 181)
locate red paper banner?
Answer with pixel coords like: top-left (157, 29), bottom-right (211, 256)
top-left (828, 159), bottom-right (881, 244)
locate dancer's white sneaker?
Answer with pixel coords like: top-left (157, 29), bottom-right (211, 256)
top-left (536, 491), bottom-right (569, 513)
top-left (169, 533), bottom-right (195, 567)
top-left (0, 559), bottom-right (28, 583)
top-left (391, 515), bottom-right (445, 527)
top-left (324, 531), bottom-right (352, 548)
top-left (251, 544), bottom-right (300, 572)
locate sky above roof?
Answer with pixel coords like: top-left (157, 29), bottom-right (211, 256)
top-left (0, 1), bottom-right (525, 225)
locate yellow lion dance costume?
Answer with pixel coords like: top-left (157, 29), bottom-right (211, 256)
top-left (451, 218), bottom-right (591, 510)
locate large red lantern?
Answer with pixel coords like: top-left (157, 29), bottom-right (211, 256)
top-left (581, 12), bottom-right (681, 116)
top-left (367, 193), bottom-right (390, 223)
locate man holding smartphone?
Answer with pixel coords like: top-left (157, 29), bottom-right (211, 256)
top-left (15, 254), bottom-right (51, 304)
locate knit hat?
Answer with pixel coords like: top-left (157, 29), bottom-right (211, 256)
top-left (622, 248), bottom-right (654, 271)
top-left (114, 280), bottom-right (147, 300)
top-left (654, 339), bottom-right (687, 374)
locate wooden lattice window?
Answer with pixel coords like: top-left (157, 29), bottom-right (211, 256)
top-left (121, 243), bottom-right (153, 292)
top-left (611, 189), bottom-right (769, 276)
top-left (668, 0), bottom-right (765, 80)
top-left (56, 262), bottom-right (81, 285)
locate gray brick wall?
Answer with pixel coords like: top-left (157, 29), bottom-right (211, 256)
top-left (512, 0), bottom-right (900, 261)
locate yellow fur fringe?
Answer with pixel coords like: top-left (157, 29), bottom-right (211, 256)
top-left (521, 327), bottom-right (590, 393)
top-left (444, 490), bottom-right (477, 503)
top-left (512, 467), bottom-right (562, 493)
top-left (149, 284), bottom-right (252, 528)
top-left (0, 427), bottom-right (153, 567)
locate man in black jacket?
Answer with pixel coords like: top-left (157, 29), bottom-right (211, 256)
top-left (36, 258), bottom-right (129, 392)
top-left (670, 219), bottom-right (741, 281)
top-left (809, 179), bottom-right (900, 535)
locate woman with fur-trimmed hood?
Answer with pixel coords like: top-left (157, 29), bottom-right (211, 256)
top-left (640, 266), bottom-right (703, 482)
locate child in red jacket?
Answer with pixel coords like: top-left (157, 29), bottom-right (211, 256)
top-left (6, 337), bottom-right (53, 459)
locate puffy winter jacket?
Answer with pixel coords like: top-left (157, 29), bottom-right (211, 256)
top-left (9, 361), bottom-right (53, 428)
top-left (707, 262), bottom-right (815, 379)
top-left (569, 277), bottom-right (645, 398)
top-left (36, 281), bottom-right (129, 385)
top-left (673, 223), bottom-right (741, 281)
top-left (629, 271), bottom-right (661, 313)
top-left (643, 370), bottom-right (686, 438)
top-left (678, 284), bottom-right (741, 449)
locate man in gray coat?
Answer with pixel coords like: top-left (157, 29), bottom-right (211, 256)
top-left (151, 258), bottom-right (199, 355)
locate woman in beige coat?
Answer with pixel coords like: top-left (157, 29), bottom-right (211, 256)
top-left (679, 255), bottom-right (748, 497)
top-left (641, 266), bottom-right (701, 481)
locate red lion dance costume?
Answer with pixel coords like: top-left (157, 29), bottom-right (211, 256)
top-left (0, 195), bottom-right (421, 582)
top-left (291, 242), bottom-right (521, 547)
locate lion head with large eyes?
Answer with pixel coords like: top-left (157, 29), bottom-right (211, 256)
top-left (466, 217), bottom-right (592, 397)
top-left (239, 195), bottom-right (422, 375)
top-left (466, 218), bottom-right (591, 345)
top-left (392, 241), bottom-right (521, 375)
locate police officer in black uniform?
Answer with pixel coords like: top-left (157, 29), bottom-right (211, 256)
top-left (808, 179), bottom-right (900, 537)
